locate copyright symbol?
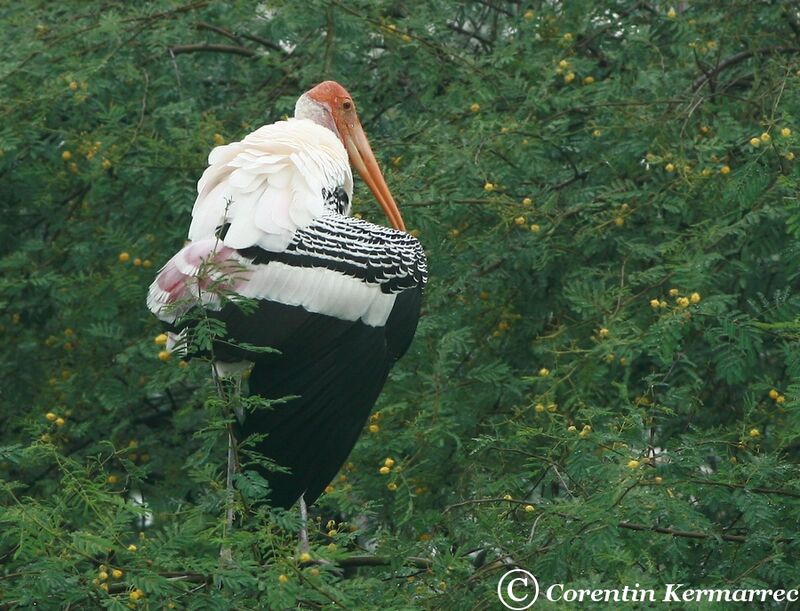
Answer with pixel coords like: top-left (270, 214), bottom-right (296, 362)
top-left (497, 568), bottom-right (539, 610)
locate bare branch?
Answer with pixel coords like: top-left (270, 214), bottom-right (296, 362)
top-left (194, 20), bottom-right (285, 54)
top-left (446, 22), bottom-right (493, 49)
top-left (335, 555), bottom-right (432, 569)
top-left (195, 21), bottom-right (243, 44)
top-left (552, 170), bottom-right (589, 191)
top-left (618, 521), bottom-right (750, 543)
top-left (168, 43), bottom-right (257, 57)
top-left (691, 46), bottom-right (800, 92)
top-left (239, 32), bottom-right (286, 54)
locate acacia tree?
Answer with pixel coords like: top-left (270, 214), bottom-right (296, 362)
top-left (2, 1), bottom-right (799, 608)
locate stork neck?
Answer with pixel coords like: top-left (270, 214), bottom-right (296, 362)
top-left (294, 94), bottom-right (340, 140)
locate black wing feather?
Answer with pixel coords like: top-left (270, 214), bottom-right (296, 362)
top-left (246, 314), bottom-right (390, 508)
top-left (240, 288), bottom-right (422, 508)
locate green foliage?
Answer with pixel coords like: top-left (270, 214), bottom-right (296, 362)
top-left (2, 0), bottom-right (800, 608)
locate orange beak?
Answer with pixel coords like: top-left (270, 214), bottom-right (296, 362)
top-left (334, 115), bottom-right (406, 232)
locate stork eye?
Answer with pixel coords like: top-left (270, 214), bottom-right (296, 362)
top-left (342, 100), bottom-right (353, 110)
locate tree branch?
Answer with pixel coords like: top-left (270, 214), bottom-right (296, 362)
top-left (406, 198), bottom-right (497, 207)
top-left (195, 21), bottom-right (243, 44)
top-left (194, 20), bottom-right (286, 54)
top-left (238, 32), bottom-right (285, 54)
top-left (168, 43), bottom-right (256, 57)
top-left (618, 521), bottom-right (750, 543)
top-left (691, 46), bottom-right (800, 91)
top-left (552, 170), bottom-right (589, 191)
top-left (335, 555), bottom-right (432, 569)
top-left (446, 22), bottom-right (493, 49)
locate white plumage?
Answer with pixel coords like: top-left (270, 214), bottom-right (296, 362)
top-left (188, 118), bottom-right (353, 252)
top-left (236, 261), bottom-right (396, 327)
top-left (147, 238), bottom-right (398, 327)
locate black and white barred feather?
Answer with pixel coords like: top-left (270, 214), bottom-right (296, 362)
top-left (240, 214), bottom-right (428, 293)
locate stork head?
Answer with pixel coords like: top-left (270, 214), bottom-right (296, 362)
top-left (295, 81), bottom-right (405, 231)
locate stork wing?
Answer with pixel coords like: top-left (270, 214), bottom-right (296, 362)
top-left (235, 287), bottom-right (422, 508)
top-left (147, 216), bottom-right (427, 508)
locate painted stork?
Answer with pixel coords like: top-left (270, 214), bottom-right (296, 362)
top-left (147, 81), bottom-right (427, 511)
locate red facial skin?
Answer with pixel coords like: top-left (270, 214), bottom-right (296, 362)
top-left (306, 81), bottom-right (406, 232)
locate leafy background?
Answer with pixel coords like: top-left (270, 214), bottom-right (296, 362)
top-left (2, 0), bottom-right (800, 608)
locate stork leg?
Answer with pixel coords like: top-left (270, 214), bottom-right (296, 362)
top-left (214, 366), bottom-right (243, 567)
top-left (298, 493), bottom-right (310, 552)
top-left (219, 427), bottom-right (237, 567)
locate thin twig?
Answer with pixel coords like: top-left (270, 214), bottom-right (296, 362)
top-left (106, 572), bottom-right (209, 593)
top-left (446, 22), bottom-right (493, 49)
top-left (550, 464), bottom-right (575, 498)
top-left (612, 258), bottom-right (627, 316)
top-left (444, 497), bottom-right (537, 512)
top-left (336, 555), bottom-right (432, 569)
top-left (552, 170), bottom-right (589, 191)
top-left (610, 481), bottom-right (640, 509)
top-left (405, 198), bottom-right (496, 207)
top-left (168, 48), bottom-right (183, 91)
top-left (124, 1), bottom-right (209, 23)
top-left (689, 478), bottom-right (800, 499)
top-left (527, 512), bottom-right (546, 544)
top-left (296, 567), bottom-right (351, 609)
